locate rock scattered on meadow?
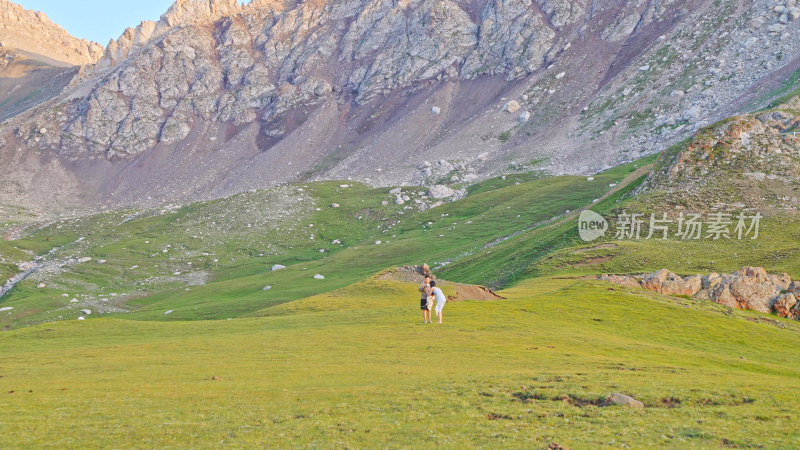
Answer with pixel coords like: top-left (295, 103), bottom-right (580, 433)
top-left (608, 393), bottom-right (644, 408)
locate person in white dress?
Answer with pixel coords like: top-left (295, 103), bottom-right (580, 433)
top-left (430, 280), bottom-right (447, 324)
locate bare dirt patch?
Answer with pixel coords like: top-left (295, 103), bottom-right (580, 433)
top-left (376, 265), bottom-right (504, 301)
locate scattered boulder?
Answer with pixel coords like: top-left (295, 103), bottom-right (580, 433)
top-left (77, 317), bottom-right (85, 320)
top-left (77, 257), bottom-right (92, 263)
top-left (262, 286), bottom-right (272, 291)
top-left (164, 310), bottom-right (174, 315)
top-left (314, 274), bottom-right (325, 280)
top-left (428, 185), bottom-right (455, 199)
top-left (331, 203), bottom-right (340, 208)
top-left (431, 106), bottom-right (441, 115)
top-left (503, 100), bottom-right (521, 113)
top-left (36, 283), bottom-right (46, 289)
top-left (0, 307), bottom-right (13, 312)
top-left (80, 309), bottom-right (91, 315)
top-left (518, 111), bottom-right (531, 122)
top-left (608, 393), bottom-right (644, 408)
top-left (271, 264), bottom-right (286, 271)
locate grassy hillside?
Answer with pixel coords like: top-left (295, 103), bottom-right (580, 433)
top-left (0, 159), bottom-right (647, 328)
top-left (2, 276), bottom-right (800, 447)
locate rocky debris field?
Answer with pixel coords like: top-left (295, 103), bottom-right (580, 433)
top-left (600, 266), bottom-right (800, 320)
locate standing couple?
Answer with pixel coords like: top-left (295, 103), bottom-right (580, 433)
top-left (419, 274), bottom-right (446, 324)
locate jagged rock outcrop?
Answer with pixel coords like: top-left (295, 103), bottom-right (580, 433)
top-left (599, 267), bottom-right (800, 319)
top-left (0, 0), bottom-right (103, 65)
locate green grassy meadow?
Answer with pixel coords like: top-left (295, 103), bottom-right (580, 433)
top-left (2, 277), bottom-right (800, 447)
top-left (2, 147), bottom-right (800, 447)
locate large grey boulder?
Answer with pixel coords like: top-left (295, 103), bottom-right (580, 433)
top-left (428, 185), bottom-right (456, 199)
top-left (608, 393), bottom-right (644, 408)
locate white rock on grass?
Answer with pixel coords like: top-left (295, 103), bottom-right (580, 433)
top-left (80, 309), bottom-right (92, 315)
top-left (263, 286), bottom-right (272, 291)
top-left (164, 310), bottom-right (174, 315)
top-left (314, 274), bottom-right (325, 280)
top-left (587, 177), bottom-right (595, 181)
top-left (331, 239), bottom-right (341, 244)
top-left (37, 283), bottom-right (46, 289)
top-left (389, 187), bottom-right (402, 195)
top-left (375, 240), bottom-right (382, 245)
top-left (77, 257), bottom-right (92, 263)
top-left (331, 203), bottom-right (340, 208)
top-left (0, 307), bottom-right (13, 312)
top-left (271, 264), bottom-right (286, 271)
top-left (70, 298), bottom-right (79, 303)
top-left (77, 317), bottom-right (85, 321)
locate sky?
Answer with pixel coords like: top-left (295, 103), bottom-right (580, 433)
top-left (15, 0), bottom-right (179, 44)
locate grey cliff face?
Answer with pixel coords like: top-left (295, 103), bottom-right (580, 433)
top-left (16, 0), bottom-right (682, 158)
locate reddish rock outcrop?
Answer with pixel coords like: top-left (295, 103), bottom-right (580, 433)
top-left (599, 267), bottom-right (800, 320)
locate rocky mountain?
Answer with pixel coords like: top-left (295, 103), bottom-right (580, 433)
top-left (2, 0), bottom-right (800, 216)
top-left (0, 1), bottom-right (103, 122)
top-left (0, 0), bottom-right (103, 65)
